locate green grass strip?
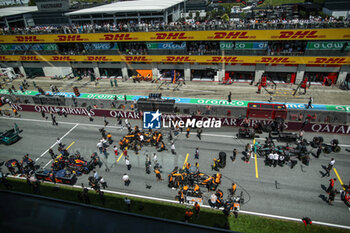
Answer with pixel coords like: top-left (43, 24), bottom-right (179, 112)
top-left (1, 177), bottom-right (349, 233)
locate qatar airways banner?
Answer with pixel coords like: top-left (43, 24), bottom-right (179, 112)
top-left (12, 104), bottom-right (350, 135)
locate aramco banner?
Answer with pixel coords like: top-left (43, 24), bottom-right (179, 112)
top-left (147, 42), bottom-right (186, 50)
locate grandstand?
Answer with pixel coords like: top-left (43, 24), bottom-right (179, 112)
top-left (0, 0), bottom-right (349, 84)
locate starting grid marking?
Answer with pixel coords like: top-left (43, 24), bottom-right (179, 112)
top-left (253, 138), bottom-right (259, 179)
top-left (333, 168), bottom-right (346, 191)
top-left (35, 124), bottom-right (79, 162)
top-left (43, 141), bottom-right (76, 169)
top-left (117, 152), bottom-right (124, 163)
top-left (182, 153), bottom-right (189, 169)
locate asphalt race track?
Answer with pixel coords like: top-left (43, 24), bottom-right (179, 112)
top-left (1, 112), bottom-right (350, 226)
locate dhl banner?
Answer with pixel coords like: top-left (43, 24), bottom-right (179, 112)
top-left (0, 29), bottom-right (349, 43)
top-left (0, 55), bottom-right (349, 65)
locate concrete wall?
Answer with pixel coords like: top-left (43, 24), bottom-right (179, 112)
top-left (43, 66), bottom-right (72, 77)
top-left (337, 66), bottom-right (348, 84)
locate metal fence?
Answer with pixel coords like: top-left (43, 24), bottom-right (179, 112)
top-left (1, 21), bottom-right (349, 35)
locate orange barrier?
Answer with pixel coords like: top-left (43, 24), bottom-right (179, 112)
top-left (136, 70), bottom-right (152, 77)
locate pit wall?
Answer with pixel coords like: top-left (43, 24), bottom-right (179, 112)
top-left (3, 91), bottom-right (348, 125)
top-left (11, 103), bottom-right (350, 135)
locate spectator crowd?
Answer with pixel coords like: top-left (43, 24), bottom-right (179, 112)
top-left (0, 15), bottom-right (348, 35)
top-left (0, 40), bottom-right (311, 57)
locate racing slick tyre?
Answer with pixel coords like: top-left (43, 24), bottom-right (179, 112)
top-left (240, 191), bottom-right (245, 205)
top-left (323, 145), bottom-right (332, 154)
top-left (341, 191), bottom-right (350, 207)
top-left (310, 142), bottom-right (317, 148)
top-left (262, 125), bottom-right (272, 133)
top-left (332, 146), bottom-right (341, 153)
top-left (318, 136), bottom-right (324, 143)
top-left (311, 137), bottom-right (323, 148)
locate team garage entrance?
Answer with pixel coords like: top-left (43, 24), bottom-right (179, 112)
top-left (304, 72), bottom-right (338, 85)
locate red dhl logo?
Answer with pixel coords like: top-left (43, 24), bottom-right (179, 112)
top-left (210, 57), bottom-right (239, 63)
top-left (313, 58), bottom-right (347, 64)
top-left (278, 30), bottom-right (319, 39)
top-left (20, 56), bottom-right (40, 61)
top-left (0, 56), bottom-right (8, 60)
top-left (52, 56), bottom-right (73, 61)
top-left (15, 36), bottom-right (41, 42)
top-left (103, 34), bottom-right (132, 41)
top-left (213, 32), bottom-right (249, 39)
top-left (155, 32), bottom-right (188, 40)
top-left (259, 57), bottom-right (291, 63)
top-left (57, 35), bottom-right (84, 42)
top-left (124, 56), bottom-right (148, 62)
top-left (86, 56), bottom-right (110, 61)
top-left (165, 56), bottom-right (191, 62)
